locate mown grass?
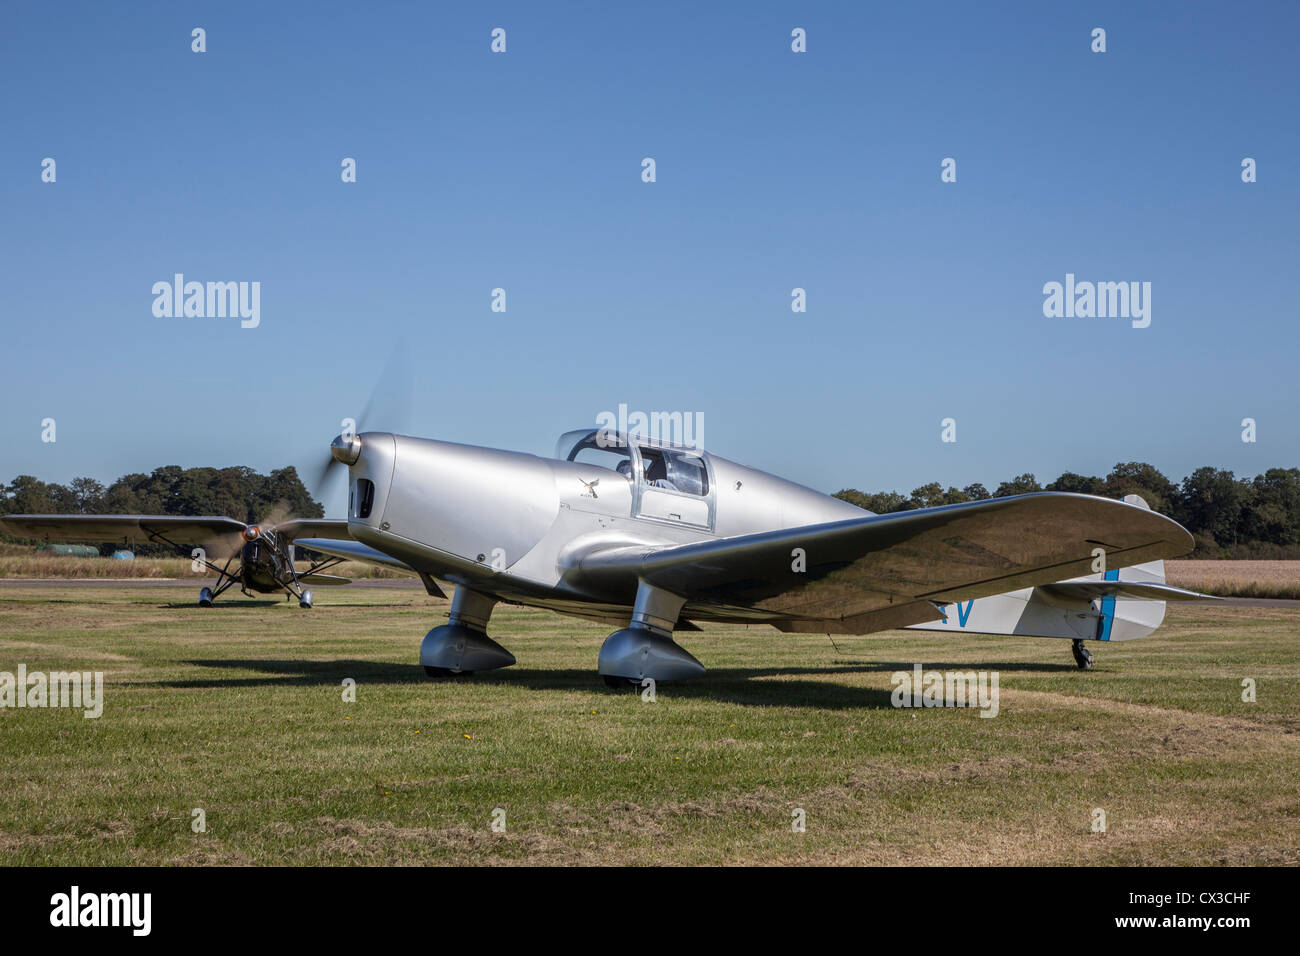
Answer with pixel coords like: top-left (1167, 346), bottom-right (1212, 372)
top-left (0, 584), bottom-right (1296, 866)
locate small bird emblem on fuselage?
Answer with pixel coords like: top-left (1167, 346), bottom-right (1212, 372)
top-left (579, 478), bottom-right (599, 498)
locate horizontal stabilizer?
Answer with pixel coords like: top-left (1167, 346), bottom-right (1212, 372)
top-left (1040, 581), bottom-right (1218, 602)
top-left (298, 572), bottom-right (352, 586)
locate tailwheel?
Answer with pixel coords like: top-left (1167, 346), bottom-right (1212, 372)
top-left (1072, 639), bottom-right (1094, 670)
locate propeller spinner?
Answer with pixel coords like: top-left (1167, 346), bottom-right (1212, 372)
top-left (331, 432), bottom-right (362, 465)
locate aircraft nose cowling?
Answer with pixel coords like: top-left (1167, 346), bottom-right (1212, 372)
top-left (367, 436), bottom-right (560, 572)
top-left (343, 432), bottom-right (397, 532)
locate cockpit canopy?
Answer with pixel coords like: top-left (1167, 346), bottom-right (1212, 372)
top-left (554, 428), bottom-right (710, 497)
top-left (554, 428), bottom-right (618, 464)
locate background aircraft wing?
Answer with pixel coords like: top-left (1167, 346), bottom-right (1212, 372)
top-left (2, 514), bottom-right (354, 552)
top-left (1, 514), bottom-right (248, 544)
top-left (292, 537), bottom-right (416, 574)
top-left (0, 513), bottom-right (253, 560)
top-left (272, 519), bottom-right (352, 541)
top-left (568, 493), bottom-right (1196, 633)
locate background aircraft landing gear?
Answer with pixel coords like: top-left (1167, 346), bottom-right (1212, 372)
top-left (1072, 639), bottom-right (1094, 670)
top-left (197, 558), bottom-right (238, 607)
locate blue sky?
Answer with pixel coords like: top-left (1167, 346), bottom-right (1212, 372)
top-left (3, 1), bottom-right (1297, 514)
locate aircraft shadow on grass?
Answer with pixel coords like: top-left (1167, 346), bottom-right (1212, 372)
top-left (149, 657), bottom-right (1076, 709)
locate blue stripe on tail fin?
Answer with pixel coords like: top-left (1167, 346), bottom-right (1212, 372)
top-left (1097, 568), bottom-right (1120, 641)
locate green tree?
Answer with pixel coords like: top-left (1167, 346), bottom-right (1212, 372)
top-left (833, 489), bottom-right (911, 513)
top-left (1242, 468), bottom-right (1300, 547)
top-left (68, 477), bottom-right (105, 514)
top-left (259, 466), bottom-right (323, 520)
top-left (147, 465), bottom-right (186, 514)
top-left (909, 483), bottom-right (946, 509)
top-left (1047, 472), bottom-right (1106, 496)
top-left (2, 476), bottom-right (63, 515)
top-left (102, 473), bottom-right (154, 514)
top-left (993, 474), bottom-right (1042, 497)
top-left (1179, 467), bottom-right (1248, 546)
top-left (909, 483), bottom-right (971, 509)
top-left (1105, 462), bottom-right (1179, 515)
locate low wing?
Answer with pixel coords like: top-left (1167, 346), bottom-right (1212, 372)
top-left (293, 537), bottom-right (416, 574)
top-left (1, 514), bottom-right (247, 547)
top-left (567, 492), bottom-right (1195, 634)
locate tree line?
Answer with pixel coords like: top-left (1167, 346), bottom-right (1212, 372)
top-left (834, 462), bottom-right (1300, 558)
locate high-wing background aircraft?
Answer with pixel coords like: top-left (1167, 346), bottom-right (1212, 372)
top-left (0, 513), bottom-right (357, 607)
top-left (296, 426), bottom-right (1214, 685)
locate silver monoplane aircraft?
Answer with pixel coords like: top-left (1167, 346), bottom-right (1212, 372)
top-left (296, 427), bottom-right (1211, 685)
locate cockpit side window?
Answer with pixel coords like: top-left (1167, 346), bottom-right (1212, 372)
top-left (640, 448), bottom-right (669, 484)
top-left (638, 447), bottom-right (709, 496)
top-left (666, 452), bottom-right (708, 495)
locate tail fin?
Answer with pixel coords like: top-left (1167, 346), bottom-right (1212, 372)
top-left (1103, 495), bottom-right (1167, 642)
top-left (1117, 495), bottom-right (1166, 586)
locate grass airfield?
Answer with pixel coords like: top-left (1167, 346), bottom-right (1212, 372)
top-left (0, 582), bottom-right (1296, 866)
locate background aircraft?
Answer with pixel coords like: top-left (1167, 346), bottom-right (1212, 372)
top-left (299, 427), bottom-right (1214, 685)
top-left (0, 513), bottom-right (357, 608)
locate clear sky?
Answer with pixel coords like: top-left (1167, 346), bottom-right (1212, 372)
top-left (3, 1), bottom-right (1297, 515)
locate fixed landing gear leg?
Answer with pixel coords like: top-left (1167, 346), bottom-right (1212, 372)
top-left (598, 580), bottom-right (702, 684)
top-left (198, 561), bottom-right (238, 607)
top-left (420, 587), bottom-right (514, 676)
